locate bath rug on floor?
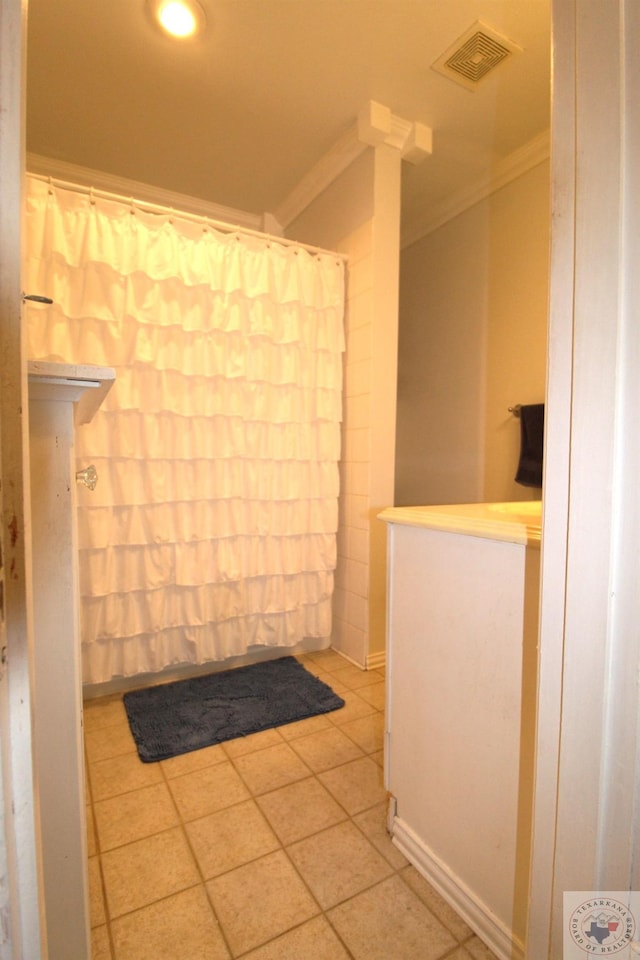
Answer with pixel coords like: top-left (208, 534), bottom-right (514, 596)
top-left (123, 656), bottom-right (345, 762)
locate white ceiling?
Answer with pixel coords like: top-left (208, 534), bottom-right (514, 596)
top-left (26, 0), bottom-right (550, 243)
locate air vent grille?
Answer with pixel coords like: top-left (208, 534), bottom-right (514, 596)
top-left (446, 31), bottom-right (510, 82)
top-left (432, 20), bottom-right (522, 91)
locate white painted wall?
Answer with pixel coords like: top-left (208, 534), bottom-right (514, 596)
top-left (396, 161), bottom-right (549, 506)
top-left (396, 205), bottom-right (487, 506)
top-left (483, 162), bottom-right (550, 502)
top-left (286, 144), bottom-right (402, 667)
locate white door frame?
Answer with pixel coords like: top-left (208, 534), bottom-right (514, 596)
top-left (527, 1), bottom-right (640, 955)
top-left (0, 0), bottom-right (45, 956)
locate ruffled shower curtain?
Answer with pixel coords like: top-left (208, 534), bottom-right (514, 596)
top-left (24, 176), bottom-right (345, 685)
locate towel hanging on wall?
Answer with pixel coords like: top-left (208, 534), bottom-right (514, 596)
top-left (515, 403), bottom-right (544, 487)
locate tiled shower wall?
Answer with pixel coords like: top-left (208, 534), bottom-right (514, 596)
top-left (286, 144), bottom-right (402, 670)
top-left (333, 220), bottom-right (374, 665)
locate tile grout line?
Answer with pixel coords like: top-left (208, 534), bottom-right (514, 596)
top-left (86, 666), bottom-right (484, 960)
top-left (85, 739), bottom-right (117, 960)
top-left (207, 693), bottom-right (399, 959)
top-left (158, 756), bottom-right (239, 960)
top-left (89, 759), bottom-right (387, 873)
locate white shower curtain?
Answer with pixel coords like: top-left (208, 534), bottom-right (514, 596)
top-left (24, 176), bottom-right (345, 684)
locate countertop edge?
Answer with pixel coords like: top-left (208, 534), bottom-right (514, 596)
top-left (378, 504), bottom-right (542, 548)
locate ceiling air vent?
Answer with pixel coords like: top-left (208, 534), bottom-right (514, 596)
top-left (432, 20), bottom-right (522, 91)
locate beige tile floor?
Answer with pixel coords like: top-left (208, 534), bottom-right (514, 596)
top-left (85, 649), bottom-right (499, 960)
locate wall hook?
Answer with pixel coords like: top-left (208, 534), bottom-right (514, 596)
top-left (23, 294), bottom-right (53, 304)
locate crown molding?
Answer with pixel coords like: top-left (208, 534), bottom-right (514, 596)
top-left (401, 128), bottom-right (550, 249)
top-left (26, 153), bottom-right (263, 231)
top-left (273, 100), bottom-right (433, 231)
top-left (272, 126), bottom-right (367, 231)
top-left (26, 127), bottom-right (545, 257)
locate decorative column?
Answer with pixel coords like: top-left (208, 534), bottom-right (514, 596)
top-left (28, 360), bottom-right (114, 960)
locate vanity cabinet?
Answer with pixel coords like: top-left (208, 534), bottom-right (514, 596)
top-left (380, 502), bottom-right (541, 960)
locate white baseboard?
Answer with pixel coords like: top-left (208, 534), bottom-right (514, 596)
top-left (366, 650), bottom-right (386, 671)
top-left (390, 815), bottom-right (524, 960)
top-left (328, 646), bottom-right (386, 671)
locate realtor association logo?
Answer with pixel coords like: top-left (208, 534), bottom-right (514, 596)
top-left (567, 896), bottom-right (636, 954)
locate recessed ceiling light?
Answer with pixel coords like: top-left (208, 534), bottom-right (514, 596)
top-left (148, 0), bottom-right (206, 39)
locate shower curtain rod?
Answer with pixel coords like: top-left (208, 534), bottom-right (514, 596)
top-left (28, 172), bottom-right (348, 263)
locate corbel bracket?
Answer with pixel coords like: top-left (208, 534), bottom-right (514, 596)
top-left (357, 100), bottom-right (433, 165)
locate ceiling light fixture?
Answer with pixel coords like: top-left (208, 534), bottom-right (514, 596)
top-left (149, 0), bottom-right (206, 39)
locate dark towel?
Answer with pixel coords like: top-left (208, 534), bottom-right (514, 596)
top-left (515, 403), bottom-right (544, 487)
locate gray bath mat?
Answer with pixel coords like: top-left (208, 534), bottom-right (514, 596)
top-left (123, 655), bottom-right (345, 762)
